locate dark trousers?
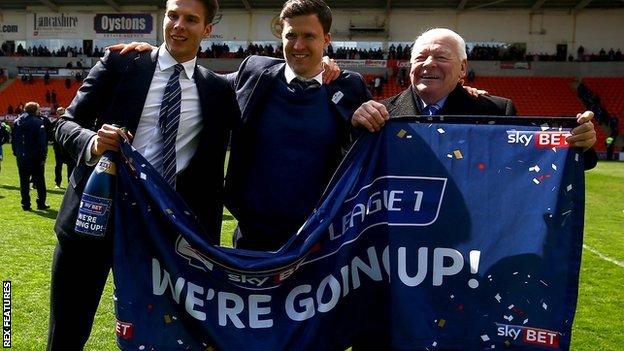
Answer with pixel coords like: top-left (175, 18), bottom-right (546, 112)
top-left (54, 159), bottom-right (75, 187)
top-left (17, 160), bottom-right (46, 208)
top-left (47, 235), bottom-right (112, 351)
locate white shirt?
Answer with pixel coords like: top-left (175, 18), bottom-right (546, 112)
top-left (87, 45), bottom-right (203, 174)
top-left (284, 63), bottom-right (323, 85)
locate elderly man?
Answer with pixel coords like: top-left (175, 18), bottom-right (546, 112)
top-left (351, 28), bottom-right (597, 168)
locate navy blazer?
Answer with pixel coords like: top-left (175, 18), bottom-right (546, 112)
top-left (383, 85), bottom-right (597, 169)
top-left (54, 49), bottom-right (238, 243)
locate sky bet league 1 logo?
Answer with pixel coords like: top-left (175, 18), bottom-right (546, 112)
top-left (507, 130), bottom-right (572, 148)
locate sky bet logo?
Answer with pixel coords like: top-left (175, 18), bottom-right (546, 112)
top-left (507, 130), bottom-right (571, 148)
top-left (496, 323), bottom-right (560, 349)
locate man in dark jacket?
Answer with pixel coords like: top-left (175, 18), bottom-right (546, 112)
top-left (351, 28), bottom-right (597, 168)
top-left (11, 102), bottom-right (48, 210)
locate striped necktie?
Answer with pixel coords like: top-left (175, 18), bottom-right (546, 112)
top-left (422, 104), bottom-right (441, 115)
top-left (158, 63), bottom-right (184, 188)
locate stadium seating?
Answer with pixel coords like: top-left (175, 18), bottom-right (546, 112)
top-left (0, 78), bottom-right (80, 114)
top-left (582, 77), bottom-right (624, 135)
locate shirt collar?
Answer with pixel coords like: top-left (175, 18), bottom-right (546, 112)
top-left (284, 63), bottom-right (323, 86)
top-left (411, 85), bottom-right (448, 110)
top-left (158, 44), bottom-right (196, 79)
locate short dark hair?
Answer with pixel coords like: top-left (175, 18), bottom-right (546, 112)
top-left (280, 0), bottom-right (332, 34)
top-left (24, 102), bottom-right (40, 114)
top-left (167, 0), bottom-right (219, 25)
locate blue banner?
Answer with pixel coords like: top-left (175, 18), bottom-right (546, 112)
top-left (113, 118), bottom-right (585, 350)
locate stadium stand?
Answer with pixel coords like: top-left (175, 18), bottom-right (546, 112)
top-left (0, 78), bottom-right (80, 115)
top-left (582, 77), bottom-right (624, 130)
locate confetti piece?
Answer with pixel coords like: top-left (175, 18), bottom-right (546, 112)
top-left (542, 302), bottom-right (548, 310)
top-left (446, 154), bottom-right (453, 158)
top-left (508, 304), bottom-right (515, 310)
top-left (481, 335), bottom-right (490, 342)
top-left (504, 340), bottom-right (511, 347)
top-left (139, 346), bottom-right (146, 350)
top-left (437, 128), bottom-right (445, 134)
top-left (529, 165), bottom-right (540, 172)
top-left (397, 129), bottom-right (407, 138)
top-left (406, 135), bottom-right (412, 139)
top-left (566, 184), bottom-right (573, 191)
top-left (523, 319), bottom-right (529, 325)
top-left (172, 316), bottom-right (178, 320)
top-left (165, 209), bottom-right (174, 215)
top-left (177, 339), bottom-right (184, 345)
top-left (432, 341), bottom-right (438, 347)
top-left (552, 147), bottom-right (557, 153)
top-left (513, 272), bottom-right (518, 275)
top-left (140, 172), bottom-right (147, 180)
top-left (477, 163), bottom-right (486, 170)
top-left (453, 150), bottom-right (463, 159)
top-left (504, 315), bottom-right (514, 321)
top-left (491, 346), bottom-right (495, 349)
top-left (540, 123), bottom-right (549, 131)
top-left (450, 294), bottom-right (455, 299)
top-left (164, 315), bottom-right (172, 323)
top-left (495, 293), bottom-right (502, 302)
top-left (141, 163), bottom-right (146, 168)
top-left (551, 164), bottom-right (557, 171)
top-left (575, 153), bottom-right (579, 162)
top-left (532, 178), bottom-right (540, 184)
top-left (438, 319), bottom-right (446, 327)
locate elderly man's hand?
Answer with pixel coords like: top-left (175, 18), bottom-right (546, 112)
top-left (352, 100), bottom-right (389, 132)
top-left (321, 56), bottom-right (340, 84)
top-left (462, 85), bottom-right (489, 98)
top-left (566, 111), bottom-right (596, 151)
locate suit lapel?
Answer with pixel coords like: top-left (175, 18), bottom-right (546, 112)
top-left (123, 49), bottom-right (158, 134)
top-left (242, 63), bottom-right (283, 121)
top-left (386, 88), bottom-right (422, 117)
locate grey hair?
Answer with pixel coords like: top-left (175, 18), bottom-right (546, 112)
top-left (410, 28), bottom-right (467, 62)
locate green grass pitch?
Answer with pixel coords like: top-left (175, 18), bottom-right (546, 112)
top-left (0, 145), bottom-right (622, 350)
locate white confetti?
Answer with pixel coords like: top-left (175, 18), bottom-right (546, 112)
top-left (432, 341), bottom-right (438, 347)
top-left (141, 163), bottom-right (146, 168)
top-left (552, 147), bottom-right (557, 153)
top-left (542, 302), bottom-right (548, 310)
top-left (540, 123), bottom-right (549, 131)
top-left (504, 315), bottom-right (514, 321)
top-left (551, 164), bottom-right (557, 171)
top-left (140, 172), bottom-right (147, 180)
top-left (508, 304), bottom-right (515, 310)
top-left (513, 272), bottom-right (519, 275)
top-left (450, 294), bottom-right (455, 299)
top-left (491, 345), bottom-right (496, 349)
top-left (481, 335), bottom-right (490, 342)
top-left (447, 154), bottom-right (453, 158)
top-left (575, 153), bottom-right (579, 162)
top-left (177, 339), bottom-right (183, 345)
top-left (437, 128), bottom-right (445, 134)
top-left (495, 293), bottom-right (502, 302)
top-left (532, 178), bottom-right (540, 184)
top-left (529, 165), bottom-right (540, 172)
top-left (406, 135), bottom-right (412, 139)
top-left (523, 319), bottom-right (529, 325)
top-left (139, 346), bottom-right (146, 350)
top-left (566, 184), bottom-right (573, 191)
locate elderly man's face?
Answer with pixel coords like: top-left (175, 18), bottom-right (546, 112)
top-left (410, 33), bottom-right (467, 104)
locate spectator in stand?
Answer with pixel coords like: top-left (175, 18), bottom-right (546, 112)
top-left (7, 105), bottom-right (14, 114)
top-left (45, 90), bottom-right (51, 104)
top-left (51, 90), bottom-right (58, 105)
top-left (16, 103), bottom-right (24, 114)
top-left (64, 77), bottom-right (71, 89)
top-left (65, 62), bottom-right (73, 69)
top-left (44, 70), bottom-right (50, 84)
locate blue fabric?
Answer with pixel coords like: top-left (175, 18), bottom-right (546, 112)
top-left (422, 104), bottom-right (441, 115)
top-left (227, 77), bottom-right (341, 245)
top-left (113, 119), bottom-right (584, 351)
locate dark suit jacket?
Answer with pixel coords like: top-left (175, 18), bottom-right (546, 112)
top-left (383, 84), bottom-right (597, 169)
top-left (54, 49), bottom-right (238, 244)
top-left (222, 55), bottom-right (372, 221)
top-left (12, 112), bottom-right (47, 163)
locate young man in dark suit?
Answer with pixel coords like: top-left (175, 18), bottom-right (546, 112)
top-left (224, 0), bottom-right (373, 251)
top-left (351, 28), bottom-right (597, 168)
top-left (46, 0), bottom-right (238, 349)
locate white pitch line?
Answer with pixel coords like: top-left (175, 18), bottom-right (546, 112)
top-left (583, 244), bottom-right (624, 268)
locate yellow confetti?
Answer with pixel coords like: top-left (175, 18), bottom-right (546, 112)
top-left (397, 129), bottom-right (407, 138)
top-left (206, 347), bottom-right (215, 351)
top-left (438, 319), bottom-right (446, 327)
top-left (453, 150), bottom-right (463, 159)
top-left (164, 314), bottom-right (172, 323)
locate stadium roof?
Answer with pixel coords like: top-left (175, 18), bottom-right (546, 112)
top-left (1, 0), bottom-right (622, 12)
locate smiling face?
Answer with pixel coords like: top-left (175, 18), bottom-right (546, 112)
top-left (410, 32), bottom-right (467, 104)
top-left (282, 14), bottom-right (330, 78)
top-left (163, 0), bottom-right (213, 63)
